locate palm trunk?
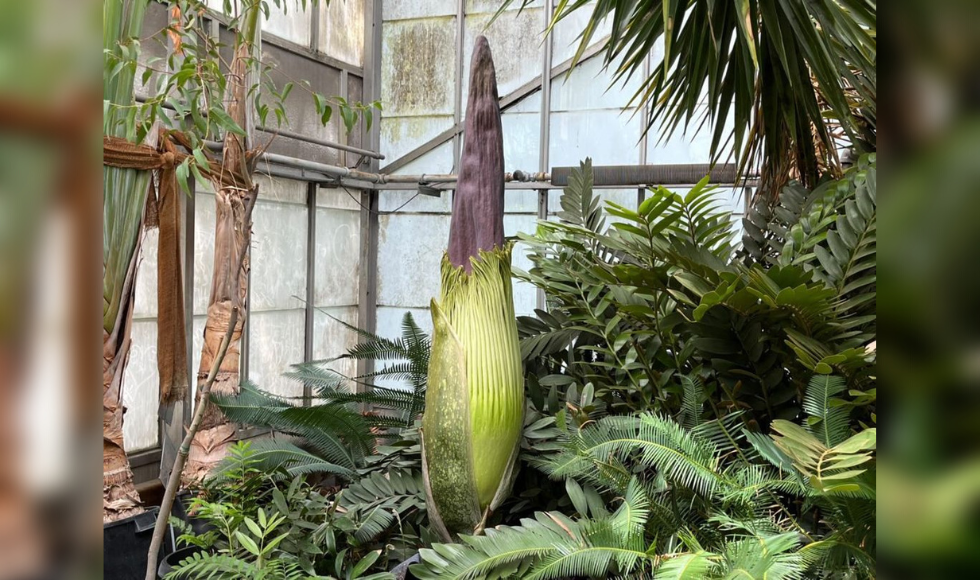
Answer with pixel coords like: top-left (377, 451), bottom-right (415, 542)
top-left (183, 4), bottom-right (261, 482)
top-left (102, 0), bottom-right (152, 522)
top-left (102, 242), bottom-right (143, 521)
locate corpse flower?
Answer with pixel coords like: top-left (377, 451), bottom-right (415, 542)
top-left (420, 35), bottom-right (524, 541)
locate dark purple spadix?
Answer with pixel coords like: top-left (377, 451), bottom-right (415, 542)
top-left (448, 35), bottom-right (505, 273)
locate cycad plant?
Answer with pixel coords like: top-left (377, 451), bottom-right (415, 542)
top-left (517, 155), bottom-right (876, 429)
top-left (211, 312), bottom-right (431, 478)
top-left (103, 0), bottom-right (152, 522)
top-left (421, 36), bottom-right (524, 541)
top-left (413, 377), bottom-right (876, 579)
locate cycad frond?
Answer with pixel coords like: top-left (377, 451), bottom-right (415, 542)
top-left (557, 158), bottom-right (604, 235)
top-left (770, 420), bottom-right (875, 496)
top-left (547, 413), bottom-right (724, 497)
top-left (287, 362), bottom-right (424, 422)
top-left (213, 438), bottom-right (356, 480)
top-left (165, 550), bottom-right (256, 580)
top-left (672, 177), bottom-right (735, 255)
top-left (678, 375), bottom-right (705, 429)
top-left (213, 383), bottom-right (367, 471)
top-left (340, 469), bottom-right (425, 512)
top-left (654, 552), bottom-right (717, 579)
top-left (717, 532), bottom-right (807, 580)
top-left (411, 509), bottom-right (656, 580)
top-left (802, 375), bottom-right (850, 446)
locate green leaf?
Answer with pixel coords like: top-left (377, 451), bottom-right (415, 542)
top-left (565, 478), bottom-right (589, 517)
top-left (352, 550), bottom-right (381, 578)
top-left (209, 107), bottom-right (246, 137)
top-left (234, 531), bottom-right (260, 556)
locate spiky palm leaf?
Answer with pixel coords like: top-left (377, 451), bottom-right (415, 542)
top-left (544, 413), bottom-right (725, 497)
top-left (503, 0), bottom-right (876, 193)
top-left (221, 438), bottom-right (357, 480)
top-left (299, 310), bottom-right (430, 424)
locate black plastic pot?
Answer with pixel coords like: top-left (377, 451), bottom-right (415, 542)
top-left (103, 507), bottom-right (173, 580)
top-left (156, 545), bottom-right (203, 579)
top-left (171, 491), bottom-right (213, 537)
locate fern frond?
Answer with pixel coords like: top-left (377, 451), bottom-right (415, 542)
top-left (411, 509), bottom-right (656, 580)
top-left (165, 551), bottom-right (256, 580)
top-left (213, 384), bottom-right (369, 471)
top-left (717, 532), bottom-right (806, 580)
top-left (770, 421), bottom-right (876, 495)
top-left (557, 158), bottom-right (605, 235)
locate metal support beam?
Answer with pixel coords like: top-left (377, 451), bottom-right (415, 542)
top-left (203, 4), bottom-right (365, 77)
top-left (453, 0), bottom-right (466, 169)
top-left (537, 0), bottom-right (555, 310)
top-left (356, 190), bottom-right (379, 387)
top-left (637, 50), bottom-right (652, 209)
top-left (257, 126), bottom-right (384, 160)
top-left (309, 0), bottom-right (320, 53)
top-left (340, 70), bottom-right (349, 167)
top-left (356, 0), bottom-right (383, 384)
top-left (303, 182), bottom-right (316, 406)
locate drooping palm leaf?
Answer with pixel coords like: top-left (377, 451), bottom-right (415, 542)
top-left (502, 0), bottom-right (876, 193)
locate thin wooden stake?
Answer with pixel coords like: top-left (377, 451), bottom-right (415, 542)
top-left (145, 306), bottom-right (239, 580)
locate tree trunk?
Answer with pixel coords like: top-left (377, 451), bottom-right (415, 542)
top-left (103, 226), bottom-right (144, 523)
top-left (183, 185), bottom-right (253, 481)
top-left (183, 18), bottom-right (260, 481)
top-left (102, 122), bottom-right (158, 522)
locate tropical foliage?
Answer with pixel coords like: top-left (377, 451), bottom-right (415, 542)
top-left (210, 312), bottom-right (430, 478)
top-left (411, 158), bottom-right (876, 578)
top-left (168, 442), bottom-right (396, 580)
top-left (516, 156), bottom-right (875, 430)
top-left (501, 0), bottom-right (876, 193)
top-left (413, 374), bottom-right (875, 579)
top-left (103, 0), bottom-right (155, 522)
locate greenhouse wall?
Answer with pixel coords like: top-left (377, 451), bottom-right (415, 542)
top-left (122, 0), bottom-right (746, 459)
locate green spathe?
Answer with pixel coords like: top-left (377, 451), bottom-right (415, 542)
top-left (422, 245), bottom-right (523, 539)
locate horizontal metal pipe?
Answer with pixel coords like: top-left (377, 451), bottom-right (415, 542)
top-left (205, 141), bottom-right (754, 192)
top-left (550, 163), bottom-right (746, 186)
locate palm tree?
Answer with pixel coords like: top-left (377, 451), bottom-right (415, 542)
top-left (502, 0), bottom-right (876, 194)
top-left (103, 0), bottom-right (152, 522)
top-left (181, 0), bottom-right (262, 482)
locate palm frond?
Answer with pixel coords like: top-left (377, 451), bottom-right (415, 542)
top-left (213, 438), bottom-right (357, 480)
top-left (411, 506), bottom-right (656, 580)
top-left (557, 158), bottom-right (604, 235)
top-left (678, 375), bottom-right (706, 429)
top-left (502, 0), bottom-right (876, 191)
top-left (543, 413), bottom-right (724, 497)
top-left (213, 383), bottom-right (368, 470)
top-left (654, 552), bottom-right (717, 579)
top-left (802, 375), bottom-right (850, 447)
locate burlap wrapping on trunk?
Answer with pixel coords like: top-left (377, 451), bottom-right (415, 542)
top-left (102, 132), bottom-right (213, 404)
